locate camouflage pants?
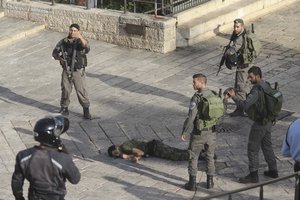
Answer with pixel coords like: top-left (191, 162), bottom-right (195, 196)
top-left (234, 66), bottom-right (250, 101)
top-left (248, 121), bottom-right (277, 172)
top-left (188, 130), bottom-right (216, 176)
top-left (150, 140), bottom-right (189, 161)
top-left (60, 69), bottom-right (90, 108)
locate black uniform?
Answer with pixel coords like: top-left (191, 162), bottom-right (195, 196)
top-left (11, 146), bottom-right (80, 200)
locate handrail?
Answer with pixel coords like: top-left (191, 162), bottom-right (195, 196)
top-left (199, 172), bottom-right (299, 200)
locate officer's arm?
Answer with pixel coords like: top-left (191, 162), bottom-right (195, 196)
top-left (181, 97), bottom-right (198, 136)
top-left (52, 40), bottom-right (64, 61)
top-left (232, 89), bottom-right (259, 111)
top-left (64, 156), bottom-right (81, 184)
top-left (11, 154), bottom-right (25, 200)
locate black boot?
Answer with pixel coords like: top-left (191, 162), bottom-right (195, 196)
top-left (184, 175), bottom-right (197, 191)
top-left (83, 107), bottom-right (92, 120)
top-left (59, 107), bottom-right (69, 116)
top-left (207, 175), bottom-right (214, 189)
top-left (239, 171), bottom-right (259, 183)
top-left (264, 170), bottom-right (278, 178)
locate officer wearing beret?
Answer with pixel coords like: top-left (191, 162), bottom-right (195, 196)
top-left (229, 18), bottom-right (251, 117)
top-left (52, 23), bottom-right (92, 119)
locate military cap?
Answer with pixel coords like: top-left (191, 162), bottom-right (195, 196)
top-left (69, 23), bottom-right (80, 31)
top-left (234, 18), bottom-right (244, 24)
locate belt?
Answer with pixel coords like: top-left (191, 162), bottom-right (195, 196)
top-left (201, 125), bottom-right (216, 132)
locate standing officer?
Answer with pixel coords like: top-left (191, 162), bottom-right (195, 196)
top-left (181, 73), bottom-right (218, 191)
top-left (282, 118), bottom-right (300, 200)
top-left (228, 18), bottom-right (258, 117)
top-left (52, 23), bottom-right (92, 119)
top-left (224, 66), bottom-right (278, 183)
top-left (11, 115), bottom-right (81, 200)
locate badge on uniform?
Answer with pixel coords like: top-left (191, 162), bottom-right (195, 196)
top-left (189, 101), bottom-right (196, 110)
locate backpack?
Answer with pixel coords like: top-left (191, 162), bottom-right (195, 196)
top-left (243, 30), bottom-right (262, 64)
top-left (196, 90), bottom-right (225, 129)
top-left (261, 82), bottom-right (283, 121)
top-left (224, 46), bottom-right (238, 70)
top-left (246, 82), bottom-right (283, 124)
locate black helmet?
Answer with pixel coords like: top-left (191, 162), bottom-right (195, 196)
top-left (33, 115), bottom-right (69, 147)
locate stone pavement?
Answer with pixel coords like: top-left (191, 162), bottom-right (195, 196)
top-left (0, 2), bottom-right (300, 199)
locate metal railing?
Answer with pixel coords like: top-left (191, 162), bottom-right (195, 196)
top-left (200, 172), bottom-right (299, 200)
top-left (123, 0), bottom-right (210, 16)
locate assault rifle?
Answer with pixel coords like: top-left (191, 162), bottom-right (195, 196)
top-left (60, 45), bottom-right (72, 79)
top-left (69, 39), bottom-right (78, 80)
top-left (216, 40), bottom-right (232, 76)
top-left (60, 39), bottom-right (78, 80)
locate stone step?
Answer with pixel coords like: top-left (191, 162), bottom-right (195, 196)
top-left (0, 16), bottom-right (45, 48)
top-left (176, 0), bottom-right (299, 47)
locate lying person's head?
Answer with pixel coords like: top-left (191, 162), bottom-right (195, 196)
top-left (108, 145), bottom-right (121, 158)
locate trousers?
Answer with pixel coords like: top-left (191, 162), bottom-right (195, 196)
top-left (234, 66), bottom-right (250, 101)
top-left (248, 121), bottom-right (277, 172)
top-left (60, 69), bottom-right (90, 108)
top-left (188, 130), bottom-right (216, 176)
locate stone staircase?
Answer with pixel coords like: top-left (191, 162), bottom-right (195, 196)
top-left (175, 0), bottom-right (299, 47)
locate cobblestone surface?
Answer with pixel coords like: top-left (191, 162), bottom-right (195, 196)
top-left (0, 2), bottom-right (300, 199)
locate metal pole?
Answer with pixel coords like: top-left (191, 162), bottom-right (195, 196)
top-left (124, 0), bottom-right (127, 14)
top-left (259, 186), bottom-right (264, 200)
top-left (154, 0), bottom-right (157, 17)
top-left (51, 0), bottom-right (55, 6)
top-left (295, 172), bottom-right (299, 200)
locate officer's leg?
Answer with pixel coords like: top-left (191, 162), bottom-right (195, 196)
top-left (185, 133), bottom-right (204, 190)
top-left (60, 70), bottom-right (72, 108)
top-left (248, 122), bottom-right (264, 172)
top-left (73, 70), bottom-right (91, 119)
top-left (72, 70), bottom-right (90, 108)
top-left (261, 122), bottom-right (278, 174)
top-left (205, 131), bottom-right (216, 176)
top-left (188, 134), bottom-right (204, 176)
top-left (234, 68), bottom-right (250, 101)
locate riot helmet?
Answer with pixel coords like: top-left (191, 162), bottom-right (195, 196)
top-left (33, 115), bottom-right (69, 147)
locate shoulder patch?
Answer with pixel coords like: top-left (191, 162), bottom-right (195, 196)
top-left (189, 101), bottom-right (196, 110)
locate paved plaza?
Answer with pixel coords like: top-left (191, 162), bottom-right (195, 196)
top-left (0, 2), bottom-right (300, 199)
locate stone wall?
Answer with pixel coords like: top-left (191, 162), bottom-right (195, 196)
top-left (4, 1), bottom-right (177, 53)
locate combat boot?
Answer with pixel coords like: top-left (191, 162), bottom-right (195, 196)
top-left (239, 171), bottom-right (259, 183)
top-left (207, 175), bottom-right (214, 189)
top-left (83, 107), bottom-right (92, 120)
top-left (59, 107), bottom-right (69, 116)
top-left (184, 175), bottom-right (197, 191)
top-left (264, 170), bottom-right (278, 178)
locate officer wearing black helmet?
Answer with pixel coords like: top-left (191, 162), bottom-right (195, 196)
top-left (11, 115), bottom-right (81, 200)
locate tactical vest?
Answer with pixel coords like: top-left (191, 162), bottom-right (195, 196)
top-left (239, 30), bottom-right (261, 64)
top-left (195, 90), bottom-right (224, 129)
top-left (61, 38), bottom-right (87, 69)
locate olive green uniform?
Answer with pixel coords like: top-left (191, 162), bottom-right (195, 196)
top-left (181, 89), bottom-right (217, 176)
top-left (231, 30), bottom-right (251, 101)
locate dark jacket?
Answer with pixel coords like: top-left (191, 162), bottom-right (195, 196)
top-left (11, 146), bottom-right (80, 200)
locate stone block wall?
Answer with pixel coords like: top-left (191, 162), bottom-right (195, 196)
top-left (4, 1), bottom-right (177, 53)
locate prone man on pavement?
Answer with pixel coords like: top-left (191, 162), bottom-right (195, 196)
top-left (224, 66), bottom-right (278, 183)
top-left (108, 139), bottom-right (190, 162)
top-left (181, 73), bottom-right (224, 191)
top-left (11, 115), bottom-right (81, 200)
top-left (282, 118), bottom-right (300, 200)
top-left (52, 23), bottom-right (92, 120)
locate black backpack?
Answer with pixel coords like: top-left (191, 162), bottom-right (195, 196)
top-left (224, 46), bottom-right (238, 70)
